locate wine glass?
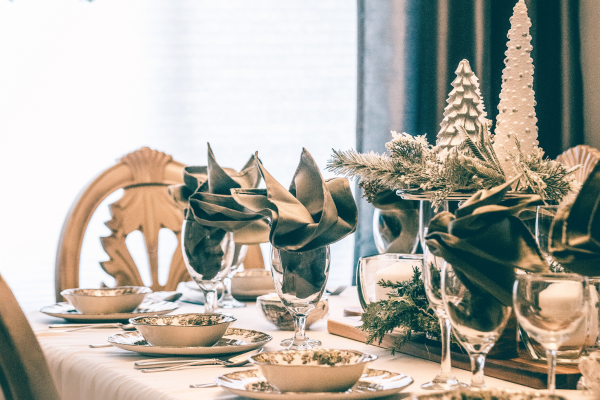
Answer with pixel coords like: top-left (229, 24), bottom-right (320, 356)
top-left (270, 245), bottom-right (330, 350)
top-left (420, 234), bottom-right (467, 390)
top-left (181, 220), bottom-right (235, 313)
top-left (441, 262), bottom-right (512, 388)
top-left (218, 244), bottom-right (249, 309)
top-left (514, 273), bottom-right (589, 393)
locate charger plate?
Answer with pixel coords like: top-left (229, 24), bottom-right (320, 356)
top-left (216, 368), bottom-right (413, 400)
top-left (40, 301), bottom-right (179, 322)
top-left (108, 328), bottom-right (272, 356)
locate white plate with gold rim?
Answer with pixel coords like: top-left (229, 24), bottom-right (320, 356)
top-left (40, 301), bottom-right (179, 322)
top-left (216, 368), bottom-right (413, 400)
top-left (107, 328), bottom-right (272, 356)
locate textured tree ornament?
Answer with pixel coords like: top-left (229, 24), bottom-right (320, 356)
top-left (492, 0), bottom-right (538, 180)
top-left (436, 59), bottom-right (488, 159)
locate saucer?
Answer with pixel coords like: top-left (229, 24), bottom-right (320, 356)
top-left (107, 328), bottom-right (272, 356)
top-left (216, 368), bottom-right (413, 399)
top-left (40, 301), bottom-right (179, 322)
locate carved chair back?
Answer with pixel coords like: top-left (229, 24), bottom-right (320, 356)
top-left (0, 273), bottom-right (61, 400)
top-left (55, 147), bottom-right (188, 301)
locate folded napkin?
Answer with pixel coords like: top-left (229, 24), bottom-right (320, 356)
top-left (549, 162), bottom-right (600, 275)
top-left (169, 144), bottom-right (270, 244)
top-left (372, 190), bottom-right (420, 253)
top-left (231, 148), bottom-right (358, 252)
top-left (425, 178), bottom-right (548, 306)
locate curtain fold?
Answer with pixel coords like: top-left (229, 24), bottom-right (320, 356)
top-left (354, 0), bottom-right (583, 275)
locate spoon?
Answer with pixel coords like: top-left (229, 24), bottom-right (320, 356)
top-left (49, 323), bottom-right (137, 332)
top-left (137, 348), bottom-right (263, 373)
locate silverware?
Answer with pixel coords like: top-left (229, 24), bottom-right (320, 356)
top-left (190, 381), bottom-right (217, 388)
top-left (49, 323), bottom-right (137, 332)
top-left (137, 348), bottom-right (262, 373)
top-left (89, 343), bottom-right (113, 348)
top-left (326, 285), bottom-right (347, 296)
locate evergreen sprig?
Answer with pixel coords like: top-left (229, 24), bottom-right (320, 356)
top-left (359, 267), bottom-right (455, 354)
top-left (327, 124), bottom-right (578, 208)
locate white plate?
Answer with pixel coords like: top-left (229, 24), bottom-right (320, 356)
top-left (40, 301), bottom-right (179, 322)
top-left (107, 328), bottom-right (272, 356)
top-left (216, 368), bottom-right (413, 400)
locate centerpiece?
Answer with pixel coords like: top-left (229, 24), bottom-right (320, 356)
top-left (327, 0), bottom-right (580, 363)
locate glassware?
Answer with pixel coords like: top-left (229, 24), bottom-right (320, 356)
top-left (218, 245), bottom-right (249, 309)
top-left (181, 220), bottom-right (235, 313)
top-left (372, 205), bottom-right (420, 254)
top-left (534, 205), bottom-right (561, 269)
top-left (270, 245), bottom-right (330, 350)
top-left (514, 273), bottom-right (589, 393)
top-left (441, 262), bottom-right (513, 388)
top-left (356, 254), bottom-right (422, 310)
top-left (420, 234), bottom-right (467, 390)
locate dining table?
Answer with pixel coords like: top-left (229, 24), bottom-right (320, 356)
top-left (28, 287), bottom-right (588, 400)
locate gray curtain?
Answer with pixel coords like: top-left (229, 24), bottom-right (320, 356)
top-left (354, 0), bottom-right (583, 279)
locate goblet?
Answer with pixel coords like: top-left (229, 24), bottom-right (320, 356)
top-left (441, 262), bottom-right (512, 388)
top-left (514, 273), bottom-right (589, 393)
top-left (218, 244), bottom-right (249, 309)
top-left (270, 245), bottom-right (330, 350)
top-left (420, 234), bottom-right (467, 390)
top-left (181, 220), bottom-right (235, 313)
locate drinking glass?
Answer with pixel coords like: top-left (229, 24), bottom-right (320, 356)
top-left (420, 235), bottom-right (466, 390)
top-left (218, 244), bottom-right (249, 309)
top-left (514, 273), bottom-right (589, 393)
top-left (181, 220), bottom-right (235, 313)
top-left (270, 245), bottom-right (330, 350)
top-left (442, 262), bottom-right (513, 388)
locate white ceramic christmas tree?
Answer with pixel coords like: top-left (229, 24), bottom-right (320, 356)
top-left (436, 59), bottom-right (489, 158)
top-left (493, 0), bottom-right (538, 180)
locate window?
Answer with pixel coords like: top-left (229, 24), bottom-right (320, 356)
top-left (0, 0), bottom-right (357, 311)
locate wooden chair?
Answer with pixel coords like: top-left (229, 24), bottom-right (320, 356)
top-left (55, 147), bottom-right (189, 301)
top-left (55, 147), bottom-right (266, 302)
top-left (0, 273), bottom-right (61, 400)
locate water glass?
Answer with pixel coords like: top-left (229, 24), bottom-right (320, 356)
top-left (181, 220), bottom-right (235, 313)
top-left (420, 237), bottom-right (466, 390)
top-left (218, 244), bottom-right (249, 309)
top-left (270, 245), bottom-right (330, 350)
top-left (514, 273), bottom-right (589, 393)
top-left (442, 262), bottom-right (512, 388)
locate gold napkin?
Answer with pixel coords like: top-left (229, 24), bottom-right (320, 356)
top-left (425, 178), bottom-right (548, 306)
top-left (549, 162), bottom-right (600, 275)
top-left (372, 190), bottom-right (420, 253)
top-left (231, 148), bottom-right (358, 251)
top-left (169, 144), bottom-right (270, 245)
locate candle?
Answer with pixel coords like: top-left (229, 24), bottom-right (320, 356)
top-left (538, 281), bottom-right (596, 348)
top-left (374, 260), bottom-right (421, 302)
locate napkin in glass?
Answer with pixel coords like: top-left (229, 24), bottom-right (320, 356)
top-left (169, 143), bottom-right (270, 245)
top-left (425, 178), bottom-right (548, 307)
top-left (231, 148), bottom-right (358, 252)
top-left (549, 162), bottom-right (600, 276)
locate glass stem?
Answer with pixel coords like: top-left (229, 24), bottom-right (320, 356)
top-left (469, 353), bottom-right (486, 388)
top-left (203, 289), bottom-right (217, 313)
top-left (546, 348), bottom-right (557, 393)
top-left (221, 277), bottom-right (233, 301)
top-left (439, 316), bottom-right (453, 378)
top-left (294, 314), bottom-right (307, 341)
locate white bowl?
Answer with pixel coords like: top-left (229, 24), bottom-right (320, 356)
top-left (231, 270), bottom-right (275, 300)
top-left (61, 286), bottom-right (151, 315)
top-left (250, 348), bottom-right (376, 392)
top-left (129, 313), bottom-right (236, 347)
top-left (256, 293), bottom-right (329, 330)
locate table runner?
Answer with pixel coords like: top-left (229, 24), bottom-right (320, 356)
top-left (27, 288), bottom-right (581, 400)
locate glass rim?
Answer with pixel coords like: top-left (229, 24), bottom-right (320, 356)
top-left (516, 272), bottom-right (587, 282)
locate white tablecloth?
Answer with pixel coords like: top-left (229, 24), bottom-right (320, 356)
top-left (28, 288), bottom-right (583, 400)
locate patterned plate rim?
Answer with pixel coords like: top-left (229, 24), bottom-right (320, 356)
top-left (216, 368), bottom-right (413, 400)
top-left (107, 328), bottom-right (273, 349)
top-left (40, 301), bottom-right (179, 318)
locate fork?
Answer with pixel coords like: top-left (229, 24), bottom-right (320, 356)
top-left (326, 285), bottom-right (347, 296)
top-left (137, 348), bottom-right (263, 373)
